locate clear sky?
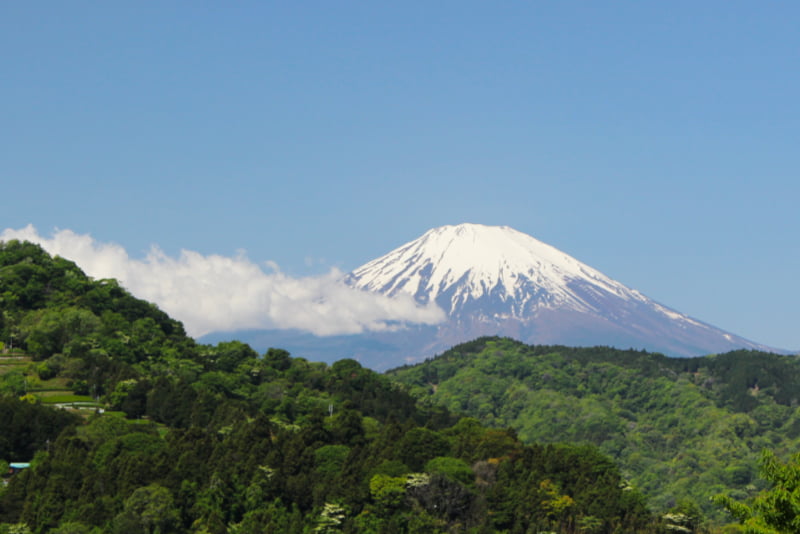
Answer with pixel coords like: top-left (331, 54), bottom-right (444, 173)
top-left (3, 2), bottom-right (799, 350)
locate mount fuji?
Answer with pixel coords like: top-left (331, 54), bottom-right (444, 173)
top-left (203, 224), bottom-right (782, 369)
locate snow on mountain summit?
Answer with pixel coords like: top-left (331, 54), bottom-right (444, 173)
top-left (348, 223), bottom-right (644, 318)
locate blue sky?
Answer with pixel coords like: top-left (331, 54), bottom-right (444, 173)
top-left (3, 2), bottom-right (799, 350)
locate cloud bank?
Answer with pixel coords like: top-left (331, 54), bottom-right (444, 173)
top-left (0, 225), bottom-right (446, 338)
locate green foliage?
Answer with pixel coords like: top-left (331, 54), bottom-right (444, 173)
top-left (396, 427), bottom-right (450, 471)
top-left (21, 307), bottom-right (101, 361)
top-left (112, 483), bottom-right (180, 534)
top-left (314, 445), bottom-right (350, 478)
top-left (662, 500), bottom-right (709, 534)
top-left (313, 502), bottom-right (347, 533)
top-left (369, 474), bottom-right (407, 508)
top-left (390, 337), bottom-right (800, 522)
top-left (46, 523), bottom-right (96, 534)
top-left (0, 396), bottom-right (80, 461)
top-left (0, 344), bottom-right (658, 534)
top-left (423, 456), bottom-right (474, 486)
top-left (715, 450), bottom-right (800, 533)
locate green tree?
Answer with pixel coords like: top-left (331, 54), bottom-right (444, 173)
top-left (22, 307), bottom-right (100, 360)
top-left (423, 456), bottom-right (474, 486)
top-left (396, 428), bottom-right (450, 471)
top-left (46, 522), bottom-right (94, 534)
top-left (208, 341), bottom-right (258, 374)
top-left (314, 502), bottom-right (347, 533)
top-left (314, 445), bottom-right (351, 478)
top-left (263, 348), bottom-right (291, 372)
top-left (112, 484), bottom-right (180, 534)
top-left (715, 449), bottom-right (800, 533)
top-left (368, 474), bottom-right (406, 509)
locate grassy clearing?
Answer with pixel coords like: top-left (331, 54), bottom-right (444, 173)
top-left (0, 356), bottom-right (30, 364)
top-left (39, 394), bottom-right (94, 404)
top-left (0, 355), bottom-right (30, 376)
top-left (0, 350), bottom-right (28, 357)
top-left (0, 358), bottom-right (30, 364)
top-left (31, 377), bottom-right (71, 390)
top-left (36, 389), bottom-right (81, 398)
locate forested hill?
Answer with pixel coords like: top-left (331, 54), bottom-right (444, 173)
top-left (0, 241), bottom-right (665, 532)
top-left (388, 337), bottom-right (800, 520)
top-left (0, 239), bottom-right (194, 382)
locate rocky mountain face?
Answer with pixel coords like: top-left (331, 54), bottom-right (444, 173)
top-left (205, 224), bottom-right (781, 370)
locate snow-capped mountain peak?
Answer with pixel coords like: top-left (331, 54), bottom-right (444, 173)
top-left (215, 223), bottom-right (784, 370)
top-left (348, 223), bottom-right (642, 317)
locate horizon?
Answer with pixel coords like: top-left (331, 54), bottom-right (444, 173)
top-left (3, 3), bottom-right (799, 349)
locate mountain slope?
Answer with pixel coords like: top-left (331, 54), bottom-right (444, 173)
top-left (345, 224), bottom-right (779, 362)
top-left (206, 223), bottom-right (783, 369)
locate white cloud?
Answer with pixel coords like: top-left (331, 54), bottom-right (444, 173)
top-left (0, 225), bottom-right (446, 338)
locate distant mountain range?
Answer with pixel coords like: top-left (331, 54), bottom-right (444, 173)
top-left (202, 223), bottom-right (785, 369)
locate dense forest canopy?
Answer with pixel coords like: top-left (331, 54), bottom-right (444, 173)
top-left (388, 337), bottom-right (800, 522)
